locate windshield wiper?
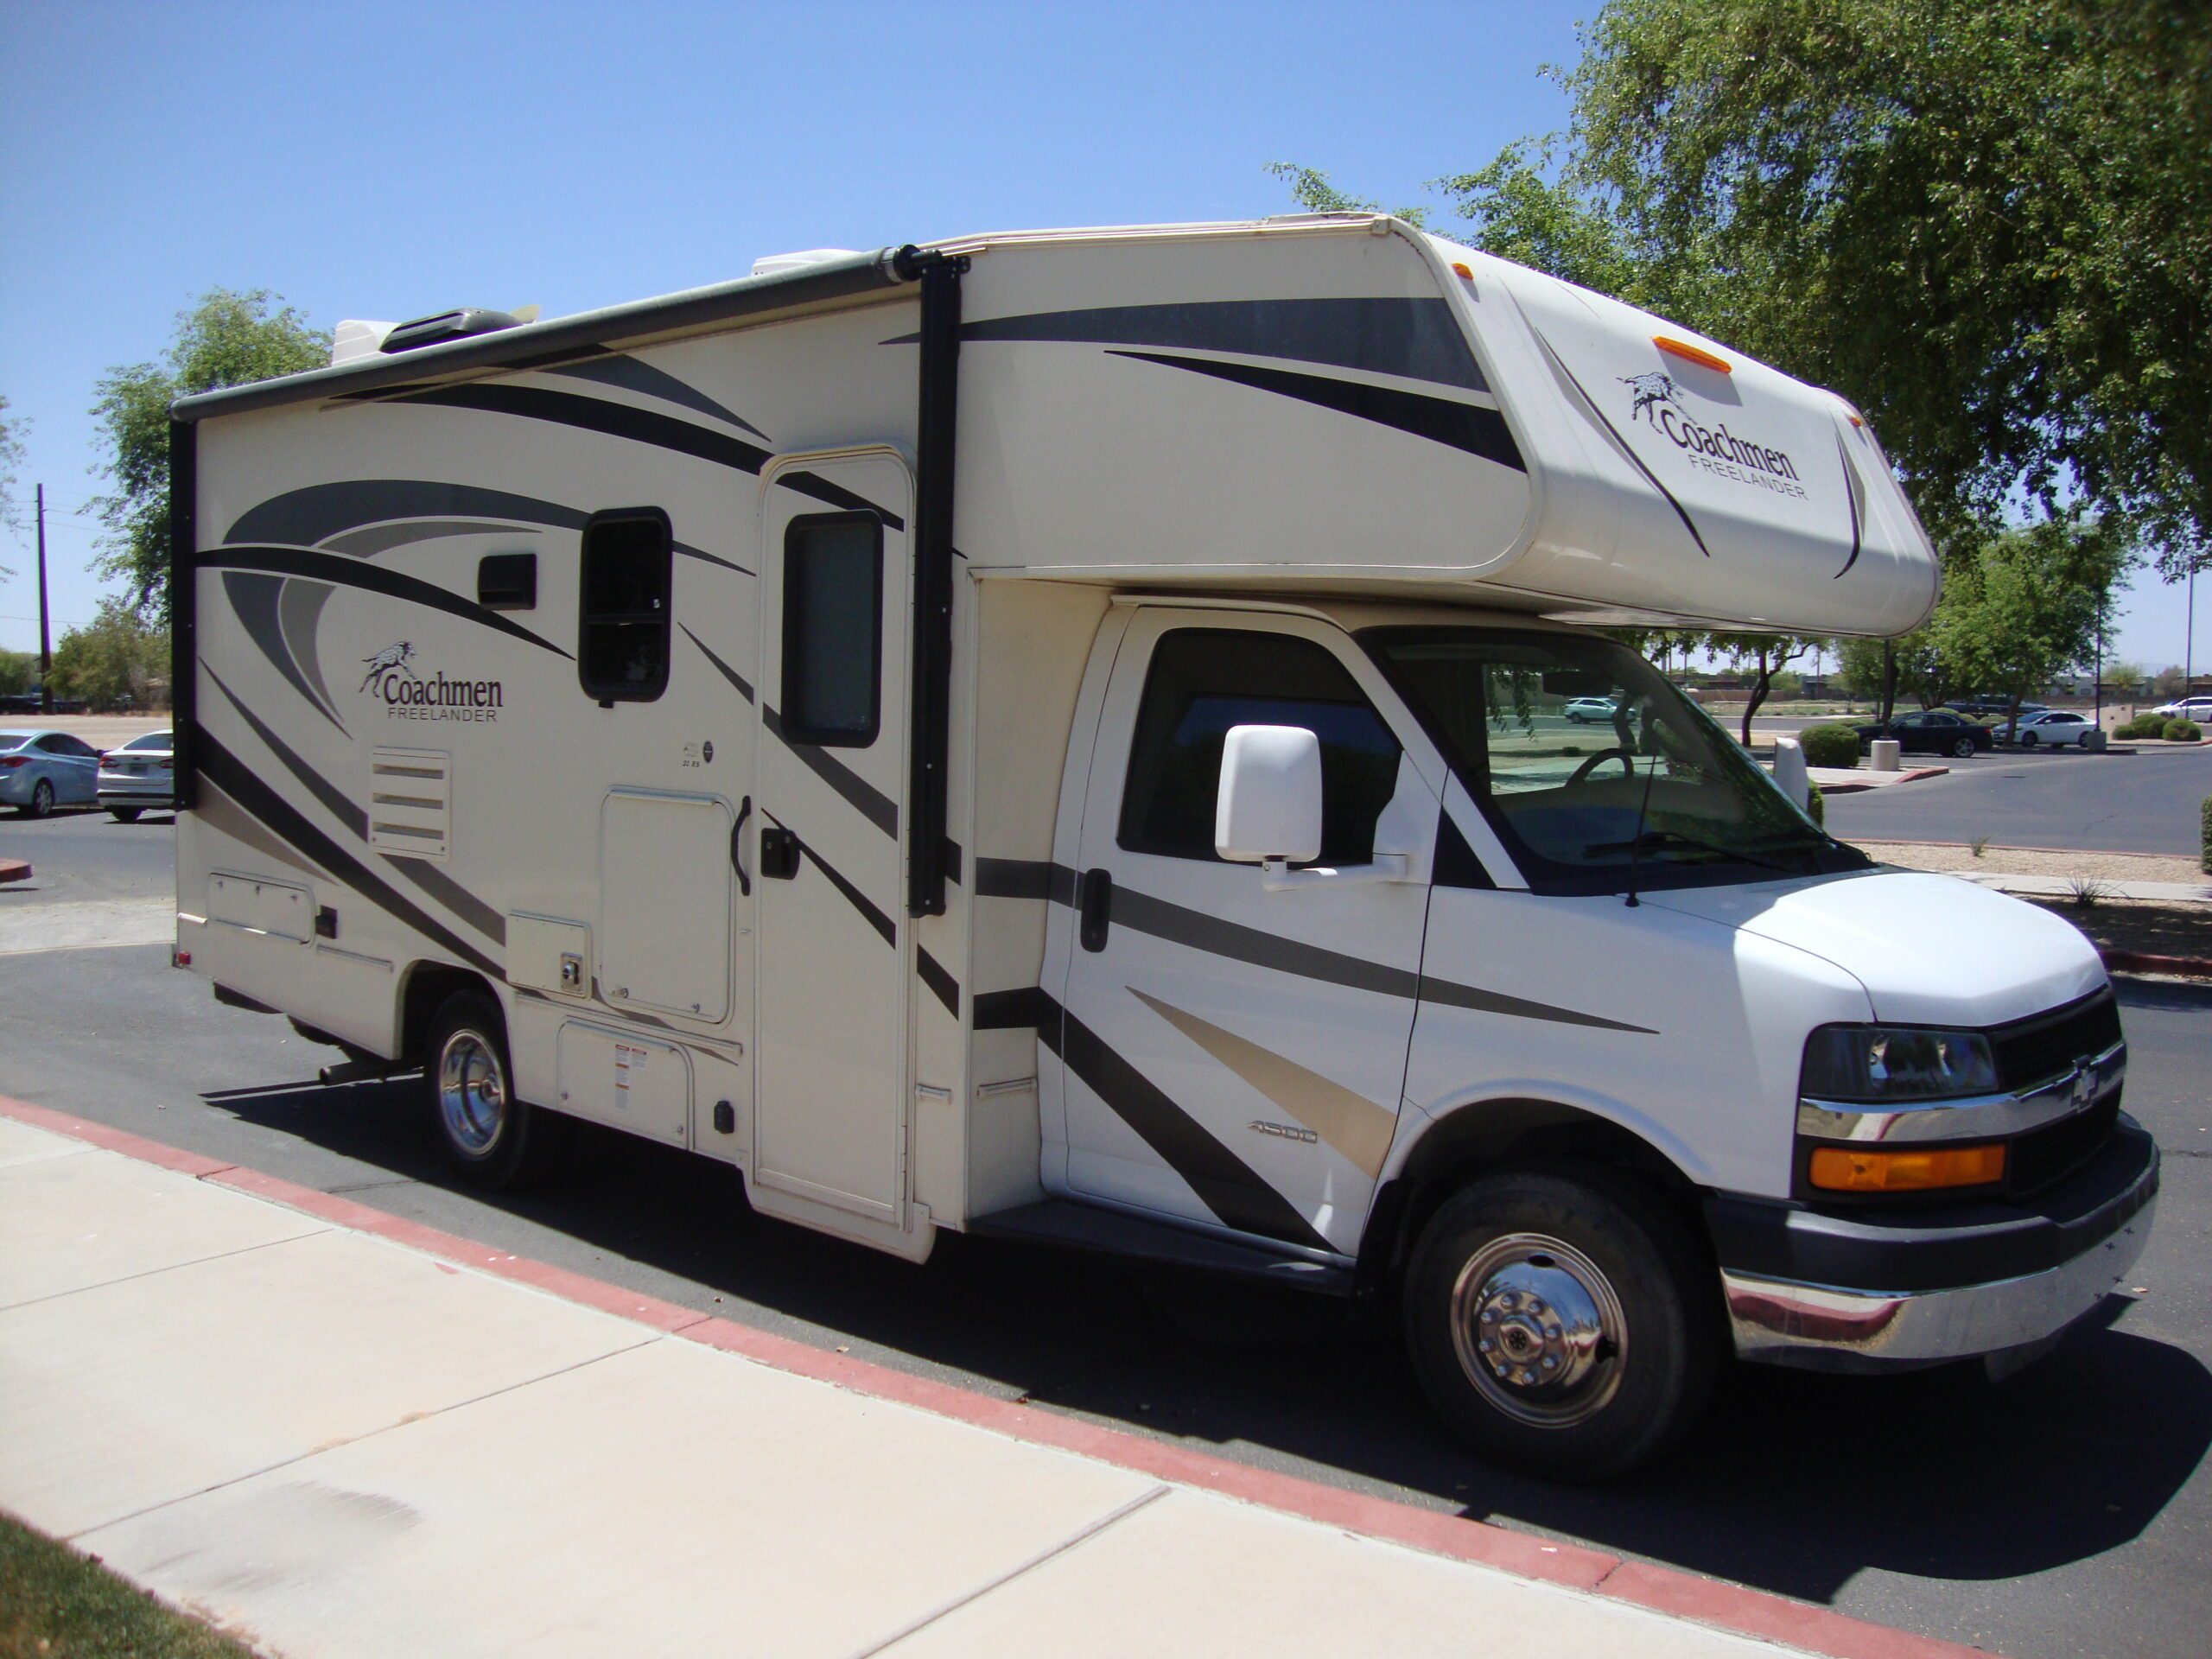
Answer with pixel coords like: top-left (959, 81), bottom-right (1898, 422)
top-left (1585, 829), bottom-right (1809, 876)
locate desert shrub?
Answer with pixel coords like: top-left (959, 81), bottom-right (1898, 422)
top-left (2202, 797), bottom-right (2211, 874)
top-left (1796, 723), bottom-right (1863, 769)
top-left (2117, 713), bottom-right (2167, 739)
top-left (1806, 781), bottom-right (1826, 829)
top-left (2164, 718), bottom-right (2202, 743)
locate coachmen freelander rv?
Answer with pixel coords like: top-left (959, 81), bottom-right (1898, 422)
top-left (171, 216), bottom-right (2155, 1478)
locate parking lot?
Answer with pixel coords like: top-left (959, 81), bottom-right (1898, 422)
top-left (3, 768), bottom-right (2209, 1659)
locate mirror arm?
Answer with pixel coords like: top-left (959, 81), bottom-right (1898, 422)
top-left (1260, 852), bottom-right (1413, 892)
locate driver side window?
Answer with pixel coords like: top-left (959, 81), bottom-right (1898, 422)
top-left (1119, 630), bottom-right (1402, 866)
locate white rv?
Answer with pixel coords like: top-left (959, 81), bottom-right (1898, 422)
top-left (171, 216), bottom-right (2155, 1478)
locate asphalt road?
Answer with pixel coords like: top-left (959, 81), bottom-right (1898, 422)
top-left (1825, 745), bottom-right (2212, 855)
top-left (5, 806), bottom-right (2210, 1656)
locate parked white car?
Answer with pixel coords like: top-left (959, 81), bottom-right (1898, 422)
top-left (2007, 709), bottom-right (2099, 748)
top-left (2150, 695), bottom-right (2212, 721)
top-left (1560, 696), bottom-right (1621, 723)
top-left (97, 729), bottom-right (175, 820)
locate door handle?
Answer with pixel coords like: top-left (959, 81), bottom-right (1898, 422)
top-left (1078, 867), bottom-right (1113, 952)
top-left (730, 798), bottom-right (753, 896)
top-left (760, 824), bottom-right (802, 880)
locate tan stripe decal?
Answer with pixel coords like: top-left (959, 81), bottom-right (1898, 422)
top-left (1128, 988), bottom-right (1396, 1178)
top-left (195, 777), bottom-right (325, 880)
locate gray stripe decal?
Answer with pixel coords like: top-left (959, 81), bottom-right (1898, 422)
top-left (223, 570), bottom-right (348, 736)
top-left (680, 623), bottom-right (754, 702)
top-left (277, 575), bottom-right (341, 722)
top-left (391, 860), bottom-right (506, 947)
top-left (545, 354), bottom-right (771, 440)
top-left (762, 705), bottom-right (899, 838)
top-left (228, 480), bottom-right (744, 575)
top-left (202, 544), bottom-right (571, 658)
top-left (1834, 433), bottom-right (1865, 580)
top-left (891, 298), bottom-right (1489, 392)
top-left (977, 859), bottom-right (1649, 1033)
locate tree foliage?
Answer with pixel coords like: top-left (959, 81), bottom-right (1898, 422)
top-left (1264, 163), bottom-right (1430, 228)
top-left (0, 648), bottom-right (34, 697)
top-left (1927, 512), bottom-right (2130, 726)
top-left (48, 597), bottom-right (170, 709)
top-left (92, 289), bottom-right (329, 621)
top-left (0, 394), bottom-right (23, 576)
top-left (1700, 632), bottom-right (1827, 745)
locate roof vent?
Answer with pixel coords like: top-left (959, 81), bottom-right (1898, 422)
top-left (750, 249), bottom-right (862, 279)
top-left (378, 308), bottom-right (525, 355)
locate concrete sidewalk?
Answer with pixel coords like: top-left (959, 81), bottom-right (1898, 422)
top-left (0, 1101), bottom-right (1977, 1659)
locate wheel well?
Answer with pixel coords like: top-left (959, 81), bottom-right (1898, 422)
top-left (1357, 1099), bottom-right (1702, 1298)
top-left (398, 964), bottom-right (500, 1065)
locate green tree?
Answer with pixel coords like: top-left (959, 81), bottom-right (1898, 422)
top-left (1928, 512), bottom-right (2130, 730)
top-left (48, 597), bottom-right (170, 709)
top-left (92, 289), bottom-right (329, 621)
top-left (1535, 0), bottom-right (2212, 561)
top-left (1834, 631), bottom-right (1952, 712)
top-left (0, 648), bottom-right (34, 697)
top-left (1264, 163), bottom-right (1430, 228)
top-left (1698, 632), bottom-right (1828, 746)
top-left (2102, 658), bottom-right (2147, 696)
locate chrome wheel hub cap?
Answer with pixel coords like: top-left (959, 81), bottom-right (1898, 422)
top-left (1449, 1233), bottom-right (1626, 1427)
top-left (438, 1030), bottom-right (506, 1155)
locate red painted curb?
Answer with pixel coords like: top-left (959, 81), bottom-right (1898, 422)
top-left (0, 1092), bottom-right (1993, 1659)
top-left (0, 856), bottom-right (30, 884)
top-left (2101, 947), bottom-right (2212, 980)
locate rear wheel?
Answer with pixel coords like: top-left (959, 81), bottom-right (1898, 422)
top-left (1402, 1168), bottom-right (1719, 1482)
top-left (425, 991), bottom-right (573, 1189)
top-left (1951, 735), bottom-right (1976, 758)
top-left (108, 805), bottom-right (143, 823)
top-left (23, 779), bottom-right (54, 819)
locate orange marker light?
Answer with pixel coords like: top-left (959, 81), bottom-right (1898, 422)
top-left (1654, 335), bottom-right (1731, 373)
top-left (1847, 414), bottom-right (1865, 428)
top-left (1809, 1143), bottom-right (2006, 1193)
top-left (1451, 262), bottom-right (1475, 280)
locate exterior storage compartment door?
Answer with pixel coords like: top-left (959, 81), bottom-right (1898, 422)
top-left (599, 789), bottom-right (734, 1022)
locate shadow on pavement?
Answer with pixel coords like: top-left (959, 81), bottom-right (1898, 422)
top-left (205, 1068), bottom-right (2211, 1606)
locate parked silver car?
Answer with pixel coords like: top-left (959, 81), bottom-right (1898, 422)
top-left (97, 729), bottom-right (175, 820)
top-left (0, 728), bottom-right (101, 817)
top-left (2005, 709), bottom-right (2101, 748)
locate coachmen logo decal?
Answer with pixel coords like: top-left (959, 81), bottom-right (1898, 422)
top-left (1620, 371), bottom-right (1807, 501)
top-left (360, 640), bottom-right (505, 722)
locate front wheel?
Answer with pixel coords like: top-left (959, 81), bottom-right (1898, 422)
top-left (425, 991), bottom-right (574, 1189)
top-left (2018, 731), bottom-right (2038, 749)
top-left (1402, 1168), bottom-right (1719, 1482)
top-left (108, 805), bottom-right (143, 823)
top-left (1951, 735), bottom-right (1976, 759)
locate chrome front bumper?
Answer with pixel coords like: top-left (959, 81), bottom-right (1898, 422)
top-left (1714, 1119), bottom-right (2159, 1373)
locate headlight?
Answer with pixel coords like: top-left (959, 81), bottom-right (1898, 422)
top-left (1801, 1024), bottom-right (1999, 1102)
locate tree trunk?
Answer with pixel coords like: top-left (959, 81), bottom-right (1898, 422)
top-left (1879, 640), bottom-right (1897, 727)
top-left (1740, 655), bottom-right (1772, 747)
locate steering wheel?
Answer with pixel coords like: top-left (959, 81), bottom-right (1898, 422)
top-left (1567, 747), bottom-right (1636, 785)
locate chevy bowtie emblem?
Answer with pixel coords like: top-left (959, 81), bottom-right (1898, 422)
top-left (2070, 1063), bottom-right (2097, 1113)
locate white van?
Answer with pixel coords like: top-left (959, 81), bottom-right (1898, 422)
top-left (170, 215), bottom-right (2155, 1478)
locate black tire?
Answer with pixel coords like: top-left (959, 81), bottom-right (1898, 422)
top-left (1951, 735), bottom-right (1976, 759)
top-left (1402, 1167), bottom-right (1720, 1482)
top-left (108, 805), bottom-right (143, 823)
top-left (2018, 731), bottom-right (2037, 749)
top-left (423, 990), bottom-right (574, 1189)
top-left (23, 779), bottom-right (54, 819)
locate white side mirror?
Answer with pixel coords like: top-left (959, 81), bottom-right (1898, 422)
top-left (1770, 735), bottom-right (1809, 810)
top-left (1215, 725), bottom-right (1322, 864)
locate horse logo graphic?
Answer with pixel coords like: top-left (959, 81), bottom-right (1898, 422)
top-left (1619, 371), bottom-right (1684, 423)
top-left (359, 641), bottom-right (416, 692)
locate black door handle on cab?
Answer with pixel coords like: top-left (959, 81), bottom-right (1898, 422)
top-left (1078, 867), bottom-right (1113, 951)
top-left (730, 798), bottom-right (753, 896)
top-left (760, 824), bottom-right (802, 880)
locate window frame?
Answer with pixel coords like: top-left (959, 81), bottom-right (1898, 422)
top-left (779, 511), bottom-right (885, 749)
top-left (575, 505), bottom-right (675, 703)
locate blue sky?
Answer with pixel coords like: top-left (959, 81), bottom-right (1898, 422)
top-left (0, 0), bottom-right (2194, 673)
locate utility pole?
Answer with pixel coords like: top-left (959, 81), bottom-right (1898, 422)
top-left (35, 483), bottom-right (51, 715)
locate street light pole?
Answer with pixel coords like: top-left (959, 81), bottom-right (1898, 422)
top-left (35, 482), bottom-right (51, 716)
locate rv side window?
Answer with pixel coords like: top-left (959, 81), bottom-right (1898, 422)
top-left (1119, 629), bottom-right (1401, 865)
top-left (780, 513), bottom-right (883, 747)
top-left (578, 509), bottom-right (673, 702)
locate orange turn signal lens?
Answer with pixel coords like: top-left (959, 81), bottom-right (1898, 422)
top-left (1653, 335), bottom-right (1731, 372)
top-left (1451, 261), bottom-right (1475, 279)
top-left (1809, 1143), bottom-right (2006, 1192)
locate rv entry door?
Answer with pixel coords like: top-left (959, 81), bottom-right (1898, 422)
top-left (753, 449), bottom-right (917, 1224)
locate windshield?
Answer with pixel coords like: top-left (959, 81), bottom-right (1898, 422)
top-left (1366, 627), bottom-right (1868, 893)
top-left (123, 732), bottom-right (173, 751)
top-left (0, 734), bottom-right (29, 753)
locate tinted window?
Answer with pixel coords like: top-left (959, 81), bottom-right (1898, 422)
top-left (124, 732), bottom-right (173, 751)
top-left (1120, 630), bottom-right (1401, 865)
top-left (780, 514), bottom-right (882, 747)
top-left (38, 734), bottom-right (92, 756)
top-left (578, 509), bottom-right (672, 701)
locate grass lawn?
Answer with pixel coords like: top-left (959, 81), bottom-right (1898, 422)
top-left (1, 1512), bottom-right (257, 1658)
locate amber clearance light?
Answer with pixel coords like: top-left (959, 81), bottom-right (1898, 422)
top-left (1654, 335), bottom-right (1731, 373)
top-left (1809, 1143), bottom-right (2006, 1193)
